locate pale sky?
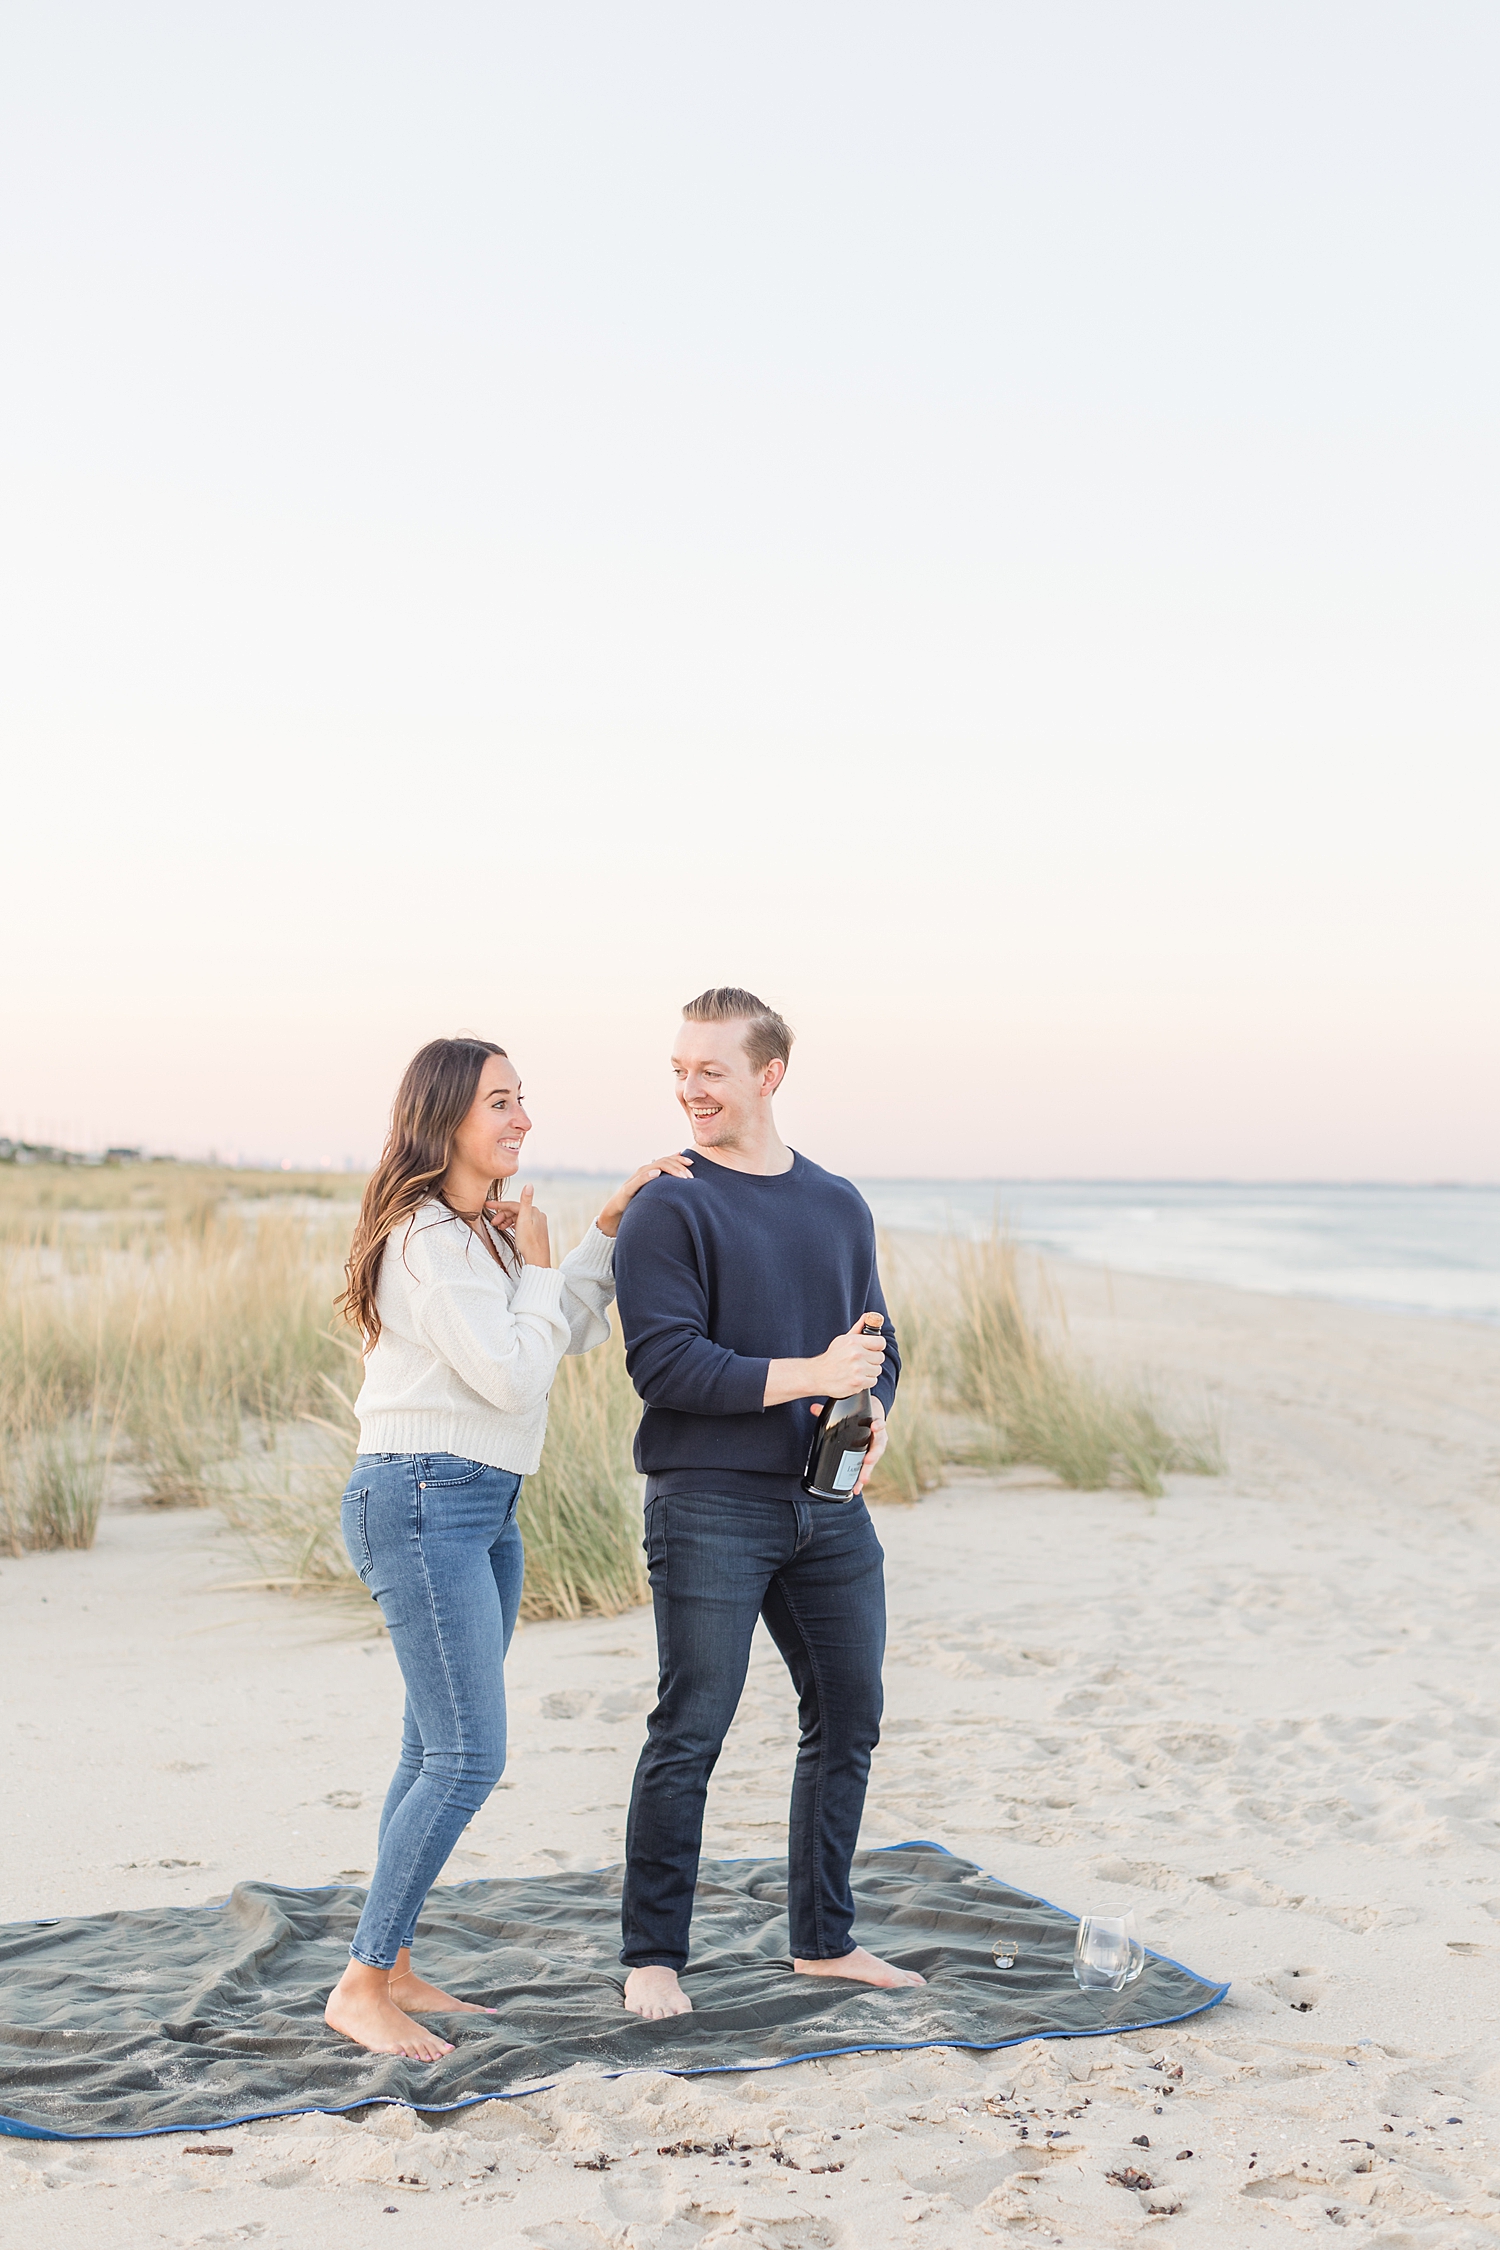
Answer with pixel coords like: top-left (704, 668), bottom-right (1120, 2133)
top-left (3, 3), bottom-right (1496, 1179)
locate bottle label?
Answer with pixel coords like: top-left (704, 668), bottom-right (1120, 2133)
top-left (831, 1450), bottom-right (864, 1493)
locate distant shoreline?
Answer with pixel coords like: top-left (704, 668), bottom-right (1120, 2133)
top-left (6, 1158), bottom-right (1497, 1325)
top-left (3, 1144), bottom-right (1497, 1189)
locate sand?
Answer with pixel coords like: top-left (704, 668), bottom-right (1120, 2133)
top-left (3, 1260), bottom-right (1499, 2248)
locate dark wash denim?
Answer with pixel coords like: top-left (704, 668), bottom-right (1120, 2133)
top-left (340, 1452), bottom-right (523, 1970)
top-left (621, 1487), bottom-right (886, 1971)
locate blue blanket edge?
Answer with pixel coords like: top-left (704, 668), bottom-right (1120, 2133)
top-left (0, 1837), bottom-right (1230, 2142)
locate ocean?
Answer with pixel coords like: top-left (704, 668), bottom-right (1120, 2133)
top-left (854, 1180), bottom-right (1500, 1324)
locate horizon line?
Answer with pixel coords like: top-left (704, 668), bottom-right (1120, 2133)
top-left (3, 1141), bottom-right (1495, 1191)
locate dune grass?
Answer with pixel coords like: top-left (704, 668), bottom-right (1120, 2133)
top-left (947, 1233), bottom-right (1223, 1498)
top-left (212, 1328), bottom-right (648, 1622)
top-left (0, 1168), bottom-right (646, 1615)
top-left (0, 1160), bottom-right (358, 1239)
top-left (0, 1194), bottom-right (359, 1537)
top-left (0, 1166), bottom-right (360, 1555)
top-left (863, 1257), bottom-right (947, 1505)
top-left (2, 1411), bottom-right (112, 1553)
top-left (514, 1333), bottom-right (648, 1619)
top-left (0, 1163), bottom-right (1223, 1591)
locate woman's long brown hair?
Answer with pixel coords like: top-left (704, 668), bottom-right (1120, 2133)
top-left (340, 1037), bottom-right (512, 1347)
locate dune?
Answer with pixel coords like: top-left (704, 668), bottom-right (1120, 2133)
top-left (2, 1259), bottom-right (1498, 2246)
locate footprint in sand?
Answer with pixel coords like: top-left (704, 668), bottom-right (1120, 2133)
top-left (1260, 1964), bottom-right (1327, 2012)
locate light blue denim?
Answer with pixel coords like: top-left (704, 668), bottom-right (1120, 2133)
top-left (340, 1452), bottom-right (524, 1969)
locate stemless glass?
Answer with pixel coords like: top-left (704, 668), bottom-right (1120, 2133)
top-left (1072, 1912), bottom-right (1146, 1993)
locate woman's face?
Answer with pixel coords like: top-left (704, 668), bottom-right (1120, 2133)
top-left (452, 1055), bottom-right (532, 1183)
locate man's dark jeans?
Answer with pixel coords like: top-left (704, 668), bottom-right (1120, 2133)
top-left (620, 1486), bottom-right (886, 1971)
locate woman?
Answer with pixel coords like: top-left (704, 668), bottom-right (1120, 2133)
top-left (324, 1035), bottom-right (688, 2059)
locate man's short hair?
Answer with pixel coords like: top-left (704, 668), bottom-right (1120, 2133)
top-left (681, 987), bottom-right (795, 1075)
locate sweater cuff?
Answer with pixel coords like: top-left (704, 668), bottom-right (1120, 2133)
top-left (723, 1356), bottom-right (772, 1415)
top-left (562, 1223), bottom-right (616, 1280)
top-left (510, 1263), bottom-right (568, 1319)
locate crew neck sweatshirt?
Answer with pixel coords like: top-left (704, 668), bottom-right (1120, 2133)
top-left (354, 1202), bottom-right (617, 1474)
top-left (612, 1150), bottom-right (900, 1501)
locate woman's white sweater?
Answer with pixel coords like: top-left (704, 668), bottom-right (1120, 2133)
top-left (353, 1203), bottom-right (617, 1475)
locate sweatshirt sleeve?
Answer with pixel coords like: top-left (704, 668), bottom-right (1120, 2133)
top-left (614, 1192), bottom-right (770, 1416)
top-left (866, 1247), bottom-right (901, 1416)
top-left (401, 1213), bottom-right (571, 1414)
top-left (556, 1222), bottom-right (616, 1357)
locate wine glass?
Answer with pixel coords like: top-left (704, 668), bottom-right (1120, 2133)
top-left (1072, 1912), bottom-right (1145, 1993)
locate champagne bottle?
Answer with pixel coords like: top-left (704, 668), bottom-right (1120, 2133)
top-left (801, 1319), bottom-right (885, 1501)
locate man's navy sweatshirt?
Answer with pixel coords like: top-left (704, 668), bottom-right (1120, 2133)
top-left (612, 1149), bottom-right (901, 1501)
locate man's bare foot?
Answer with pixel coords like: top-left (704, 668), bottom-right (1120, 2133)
top-left (387, 1949), bottom-right (496, 2015)
top-left (623, 1965), bottom-right (693, 2019)
top-left (324, 1962), bottom-right (456, 2059)
top-left (794, 1945), bottom-right (925, 1989)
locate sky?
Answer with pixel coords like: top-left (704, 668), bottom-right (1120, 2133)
top-left (2, 2), bottom-right (1496, 1180)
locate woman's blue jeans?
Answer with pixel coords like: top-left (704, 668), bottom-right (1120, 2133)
top-left (340, 1453), bottom-right (524, 1970)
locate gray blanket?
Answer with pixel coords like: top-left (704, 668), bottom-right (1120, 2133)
top-left (0, 1843), bottom-right (1226, 2139)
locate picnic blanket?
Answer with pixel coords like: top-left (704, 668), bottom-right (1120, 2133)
top-left (0, 1841), bottom-right (1227, 2138)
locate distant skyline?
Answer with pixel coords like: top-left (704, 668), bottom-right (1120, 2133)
top-left (3, 4), bottom-right (1497, 1180)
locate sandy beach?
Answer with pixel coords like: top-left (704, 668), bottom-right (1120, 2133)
top-left (3, 1258), bottom-right (1499, 2248)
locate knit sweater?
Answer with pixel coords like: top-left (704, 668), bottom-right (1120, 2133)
top-left (614, 1150), bottom-right (899, 1500)
top-left (353, 1202), bottom-right (617, 1475)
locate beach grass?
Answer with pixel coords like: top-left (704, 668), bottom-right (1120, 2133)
top-left (0, 1168), bottom-right (360, 1560)
top-left (515, 1333), bottom-right (648, 1619)
top-left (0, 1163), bottom-right (1222, 1590)
top-left (947, 1232), bottom-right (1223, 1497)
top-left (210, 1334), bottom-right (649, 1622)
top-left (0, 1167), bottom-right (651, 1619)
top-left (212, 1437), bottom-right (364, 1602)
top-left (0, 1160), bottom-right (358, 1238)
top-left (0, 1199), bottom-right (357, 1522)
top-left (863, 1256), bottom-right (947, 1505)
top-left (3, 1411), bottom-right (111, 1552)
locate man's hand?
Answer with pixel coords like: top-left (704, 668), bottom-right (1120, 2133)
top-left (764, 1313), bottom-right (888, 1409)
top-left (806, 1393), bottom-right (887, 1494)
top-left (817, 1313), bottom-right (888, 1398)
top-left (853, 1398), bottom-right (888, 1496)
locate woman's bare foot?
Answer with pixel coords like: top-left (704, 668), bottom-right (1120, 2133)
top-left (324, 1961), bottom-right (456, 2059)
top-left (388, 1968), bottom-right (495, 2015)
top-left (388, 1949), bottom-right (496, 2016)
top-left (794, 1945), bottom-right (925, 1989)
top-left (623, 1965), bottom-right (693, 2019)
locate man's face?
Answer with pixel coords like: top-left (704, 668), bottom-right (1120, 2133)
top-left (671, 1019), bottom-right (777, 1150)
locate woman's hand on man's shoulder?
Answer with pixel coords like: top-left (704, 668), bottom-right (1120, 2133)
top-left (595, 1153), bottom-right (694, 1238)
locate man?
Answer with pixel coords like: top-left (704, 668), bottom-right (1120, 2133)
top-left (612, 986), bottom-right (924, 2019)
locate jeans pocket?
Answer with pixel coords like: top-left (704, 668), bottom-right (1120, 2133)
top-left (416, 1453), bottom-right (489, 1488)
top-left (341, 1489), bottom-right (373, 1583)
